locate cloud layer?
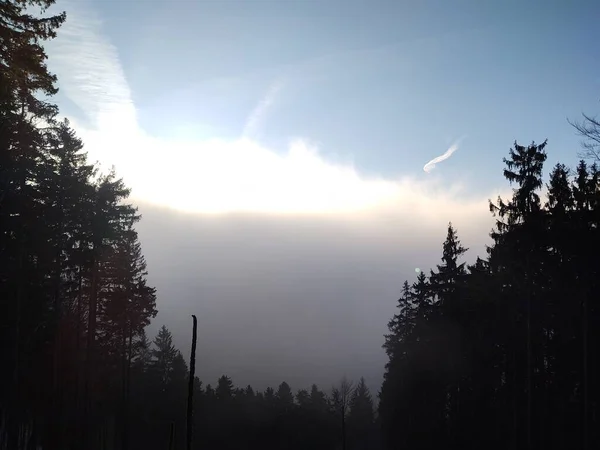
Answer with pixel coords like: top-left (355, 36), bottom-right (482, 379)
top-left (46, 2), bottom-right (489, 220)
top-left (45, 1), bottom-right (507, 393)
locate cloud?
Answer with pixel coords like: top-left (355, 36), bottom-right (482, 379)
top-left (44, 2), bottom-right (510, 394)
top-left (72, 129), bottom-right (496, 220)
top-left (423, 138), bottom-right (463, 173)
top-left (242, 80), bottom-right (283, 139)
top-left (46, 0), bottom-right (136, 134)
top-left (44, 2), bottom-right (488, 221)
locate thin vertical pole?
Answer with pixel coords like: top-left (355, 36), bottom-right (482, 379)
top-left (186, 315), bottom-right (198, 450)
top-left (168, 422), bottom-right (175, 450)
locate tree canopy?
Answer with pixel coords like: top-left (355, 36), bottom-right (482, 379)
top-left (1, 1), bottom-right (599, 449)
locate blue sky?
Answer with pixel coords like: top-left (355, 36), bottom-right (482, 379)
top-left (44, 0), bottom-right (600, 391)
top-left (76, 0), bottom-right (600, 192)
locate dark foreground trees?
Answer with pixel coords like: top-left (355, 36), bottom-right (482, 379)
top-left (380, 141), bottom-right (600, 450)
top-left (3, 2), bottom-right (600, 450)
top-left (0, 2), bottom-right (380, 448)
top-left (127, 335), bottom-right (377, 450)
top-left (0, 1), bottom-right (159, 448)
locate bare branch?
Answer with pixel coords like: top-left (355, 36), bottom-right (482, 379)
top-left (568, 112), bottom-right (600, 162)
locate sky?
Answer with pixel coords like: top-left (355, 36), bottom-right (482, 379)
top-left (45, 0), bottom-right (600, 394)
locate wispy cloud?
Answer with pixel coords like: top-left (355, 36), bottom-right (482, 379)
top-left (47, 0), bottom-right (137, 134)
top-left (46, 6), bottom-right (495, 222)
top-left (43, 3), bottom-right (509, 395)
top-left (423, 138), bottom-right (464, 173)
top-left (242, 80), bottom-right (283, 139)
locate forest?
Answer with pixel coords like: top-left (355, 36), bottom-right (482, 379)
top-left (1, 1), bottom-right (599, 450)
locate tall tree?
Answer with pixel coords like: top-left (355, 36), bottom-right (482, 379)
top-left (0, 2), bottom-right (65, 448)
top-left (151, 326), bottom-right (178, 389)
top-left (331, 376), bottom-right (353, 450)
top-left (347, 377), bottom-right (375, 450)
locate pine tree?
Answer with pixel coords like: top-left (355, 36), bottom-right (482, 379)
top-left (0, 2), bottom-right (66, 447)
top-left (132, 330), bottom-right (152, 374)
top-left (489, 140), bottom-right (548, 450)
top-left (276, 381), bottom-right (294, 409)
top-left (295, 389), bottom-right (310, 408)
top-left (429, 223), bottom-right (468, 445)
top-left (429, 223), bottom-right (468, 306)
top-left (347, 377), bottom-right (374, 450)
top-left (216, 375), bottom-right (234, 400)
top-left (151, 326), bottom-right (178, 389)
top-left (331, 377), bottom-right (353, 450)
top-left (383, 281), bottom-right (415, 360)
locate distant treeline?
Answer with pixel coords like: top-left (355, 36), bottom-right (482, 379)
top-left (2, 1), bottom-right (600, 450)
top-left (125, 325), bottom-right (378, 450)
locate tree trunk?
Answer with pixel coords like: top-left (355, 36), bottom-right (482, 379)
top-left (186, 315), bottom-right (197, 450)
top-left (75, 268), bottom-right (83, 449)
top-left (527, 291), bottom-right (532, 450)
top-left (50, 212), bottom-right (64, 450)
top-left (341, 412), bottom-right (346, 450)
top-left (83, 257), bottom-right (98, 450)
top-left (118, 320), bottom-right (127, 450)
top-left (583, 290), bottom-right (589, 450)
top-left (121, 323), bottom-right (133, 450)
top-left (168, 422), bottom-right (175, 450)
top-left (8, 241), bottom-right (25, 450)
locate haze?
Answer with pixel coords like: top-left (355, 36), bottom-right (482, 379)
top-left (45, 0), bottom-right (599, 393)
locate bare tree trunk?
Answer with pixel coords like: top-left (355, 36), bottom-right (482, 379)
top-left (186, 315), bottom-right (198, 450)
top-left (333, 377), bottom-right (353, 450)
top-left (168, 423), bottom-right (175, 450)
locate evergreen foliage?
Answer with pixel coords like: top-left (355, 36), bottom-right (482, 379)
top-left (2, 1), bottom-right (600, 449)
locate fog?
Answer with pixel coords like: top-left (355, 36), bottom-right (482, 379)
top-left (135, 196), bottom-right (497, 395)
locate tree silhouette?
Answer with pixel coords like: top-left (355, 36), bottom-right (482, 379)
top-left (3, 1), bottom-right (600, 449)
top-left (380, 140), bottom-right (600, 450)
top-left (331, 376), bottom-right (354, 450)
top-left (569, 112), bottom-right (600, 162)
top-left (347, 377), bottom-right (375, 450)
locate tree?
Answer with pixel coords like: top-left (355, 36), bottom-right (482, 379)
top-left (429, 223), bottom-right (468, 306)
top-left (383, 281), bottom-right (415, 360)
top-left (276, 381), bottom-right (294, 409)
top-left (489, 140), bottom-right (548, 450)
top-left (429, 223), bottom-right (468, 445)
top-left (331, 376), bottom-right (353, 450)
top-left (0, 0), bottom-right (65, 118)
top-left (380, 138), bottom-right (600, 450)
top-left (216, 375), bottom-right (234, 401)
top-left (569, 113), bottom-right (600, 162)
top-left (1, 2), bottom-right (67, 448)
top-left (295, 389), bottom-right (310, 408)
top-left (151, 326), bottom-right (178, 389)
top-left (347, 377), bottom-right (375, 450)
